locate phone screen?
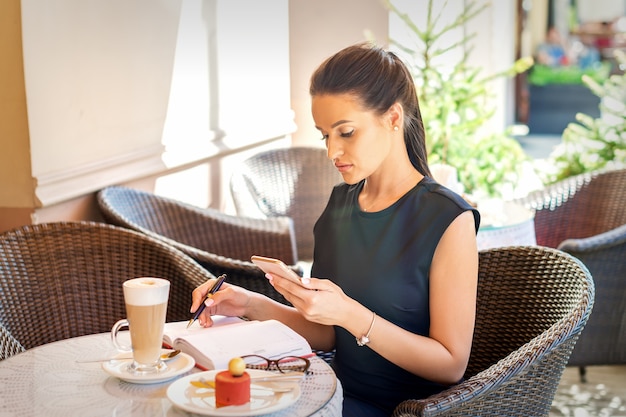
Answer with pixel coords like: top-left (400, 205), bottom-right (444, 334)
top-left (251, 255), bottom-right (303, 284)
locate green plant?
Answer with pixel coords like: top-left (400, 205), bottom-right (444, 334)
top-left (386, 0), bottom-right (532, 199)
top-left (539, 50), bottom-right (626, 183)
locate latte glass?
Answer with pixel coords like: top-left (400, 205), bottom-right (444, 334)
top-left (111, 277), bottom-right (170, 374)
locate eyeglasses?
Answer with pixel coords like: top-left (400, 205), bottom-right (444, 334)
top-left (240, 354), bottom-right (311, 373)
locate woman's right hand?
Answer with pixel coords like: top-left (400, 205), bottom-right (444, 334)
top-left (190, 281), bottom-right (252, 327)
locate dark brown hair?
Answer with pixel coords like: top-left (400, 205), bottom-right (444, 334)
top-left (310, 42), bottom-right (431, 177)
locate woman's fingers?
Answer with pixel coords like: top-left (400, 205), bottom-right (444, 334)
top-left (190, 279), bottom-right (213, 313)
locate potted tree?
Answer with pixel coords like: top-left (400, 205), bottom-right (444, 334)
top-left (386, 0), bottom-right (533, 201)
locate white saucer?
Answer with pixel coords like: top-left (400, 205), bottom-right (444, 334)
top-left (102, 352), bottom-right (195, 384)
top-left (167, 369), bottom-right (301, 416)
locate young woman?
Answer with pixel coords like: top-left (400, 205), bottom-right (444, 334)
top-left (191, 43), bottom-right (480, 416)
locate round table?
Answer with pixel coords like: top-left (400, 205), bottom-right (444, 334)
top-left (0, 333), bottom-right (343, 417)
top-left (476, 200), bottom-right (537, 250)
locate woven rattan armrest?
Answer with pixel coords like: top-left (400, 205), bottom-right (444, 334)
top-left (393, 319), bottom-right (588, 416)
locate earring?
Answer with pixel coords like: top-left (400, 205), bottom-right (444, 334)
top-left (393, 126), bottom-right (399, 131)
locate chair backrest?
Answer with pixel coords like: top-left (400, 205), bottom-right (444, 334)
top-left (97, 186), bottom-right (297, 302)
top-left (560, 224), bottom-right (626, 367)
top-left (97, 186), bottom-right (297, 264)
top-left (393, 246), bottom-right (594, 417)
top-left (0, 322), bottom-right (25, 360)
top-left (516, 168), bottom-right (626, 248)
top-left (230, 146), bottom-right (343, 261)
top-left (0, 221), bottom-right (215, 349)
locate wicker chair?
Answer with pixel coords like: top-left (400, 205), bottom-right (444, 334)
top-left (0, 322), bottom-right (25, 360)
top-left (392, 246), bottom-right (594, 417)
top-left (97, 185), bottom-right (298, 302)
top-left (514, 168), bottom-right (626, 381)
top-left (230, 146), bottom-right (343, 261)
top-left (0, 221), bottom-right (216, 350)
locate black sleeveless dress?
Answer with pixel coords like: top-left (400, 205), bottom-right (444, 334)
top-left (311, 176), bottom-right (480, 414)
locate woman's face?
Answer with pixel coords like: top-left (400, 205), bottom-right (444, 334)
top-left (312, 93), bottom-right (392, 185)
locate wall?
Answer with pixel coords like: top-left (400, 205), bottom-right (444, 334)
top-left (289, 0), bottom-right (389, 146)
top-left (22, 0), bottom-right (182, 208)
top-left (0, 0), bottom-right (35, 225)
top-left (0, 0), bottom-right (183, 232)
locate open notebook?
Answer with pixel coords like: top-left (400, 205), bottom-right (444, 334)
top-left (163, 316), bottom-right (313, 371)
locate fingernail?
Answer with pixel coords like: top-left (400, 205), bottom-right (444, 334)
top-left (301, 277), bottom-right (311, 285)
top-left (265, 273), bottom-right (272, 280)
top-left (204, 298), bottom-right (214, 307)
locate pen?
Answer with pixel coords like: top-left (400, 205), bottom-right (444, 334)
top-left (187, 274), bottom-right (227, 328)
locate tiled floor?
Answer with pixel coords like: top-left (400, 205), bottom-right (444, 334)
top-left (550, 365), bottom-right (626, 416)
top-left (558, 365), bottom-right (626, 393)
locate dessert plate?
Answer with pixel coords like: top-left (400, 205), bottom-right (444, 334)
top-left (102, 352), bottom-right (195, 384)
top-left (167, 369), bottom-right (301, 416)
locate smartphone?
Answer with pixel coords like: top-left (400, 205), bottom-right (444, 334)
top-left (251, 255), bottom-right (304, 285)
